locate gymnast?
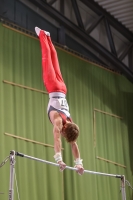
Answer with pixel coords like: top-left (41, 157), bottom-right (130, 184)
top-left (35, 27), bottom-right (84, 175)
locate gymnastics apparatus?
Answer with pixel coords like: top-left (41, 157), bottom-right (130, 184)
top-left (7, 150), bottom-right (127, 200)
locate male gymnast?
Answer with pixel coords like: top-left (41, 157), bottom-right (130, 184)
top-left (35, 27), bottom-right (84, 175)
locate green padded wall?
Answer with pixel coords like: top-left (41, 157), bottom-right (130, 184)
top-left (0, 22), bottom-right (133, 200)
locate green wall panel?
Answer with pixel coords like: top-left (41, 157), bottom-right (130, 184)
top-left (0, 22), bottom-right (133, 200)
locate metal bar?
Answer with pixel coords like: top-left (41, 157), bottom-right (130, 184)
top-left (119, 43), bottom-right (133, 61)
top-left (128, 48), bottom-right (133, 71)
top-left (104, 18), bottom-right (117, 56)
top-left (60, 0), bottom-right (64, 15)
top-left (121, 176), bottom-right (126, 200)
top-left (86, 15), bottom-right (104, 34)
top-left (80, 0), bottom-right (133, 42)
top-left (48, 0), bottom-right (57, 6)
top-left (27, 0), bottom-right (133, 83)
top-left (9, 151), bottom-right (15, 200)
top-left (71, 0), bottom-right (84, 29)
top-left (15, 151), bottom-right (122, 178)
top-left (58, 26), bottom-right (66, 45)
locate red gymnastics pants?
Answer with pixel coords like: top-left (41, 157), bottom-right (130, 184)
top-left (39, 31), bottom-right (67, 94)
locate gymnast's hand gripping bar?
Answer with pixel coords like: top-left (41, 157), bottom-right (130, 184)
top-left (15, 151), bottom-right (123, 178)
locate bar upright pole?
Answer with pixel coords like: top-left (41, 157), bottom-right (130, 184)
top-left (9, 150), bottom-right (15, 200)
top-left (121, 175), bottom-right (126, 200)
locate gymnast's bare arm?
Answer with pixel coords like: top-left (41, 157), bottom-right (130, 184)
top-left (49, 111), bottom-right (66, 171)
top-left (71, 142), bottom-right (84, 175)
top-left (49, 111), bottom-right (84, 174)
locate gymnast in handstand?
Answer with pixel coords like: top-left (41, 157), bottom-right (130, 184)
top-left (35, 27), bottom-right (84, 175)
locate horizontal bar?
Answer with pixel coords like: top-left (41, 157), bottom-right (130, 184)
top-left (15, 151), bottom-right (122, 178)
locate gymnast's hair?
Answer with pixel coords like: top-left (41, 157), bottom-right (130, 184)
top-left (63, 123), bottom-right (79, 143)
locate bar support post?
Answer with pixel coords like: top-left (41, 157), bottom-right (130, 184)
top-left (121, 175), bottom-right (126, 200)
top-left (9, 150), bottom-right (15, 200)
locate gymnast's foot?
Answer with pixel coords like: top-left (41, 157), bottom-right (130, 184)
top-left (35, 27), bottom-right (50, 36)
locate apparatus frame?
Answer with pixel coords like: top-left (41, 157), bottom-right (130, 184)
top-left (9, 150), bottom-right (126, 200)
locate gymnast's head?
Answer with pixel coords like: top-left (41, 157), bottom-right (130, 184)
top-left (62, 122), bottom-right (79, 143)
